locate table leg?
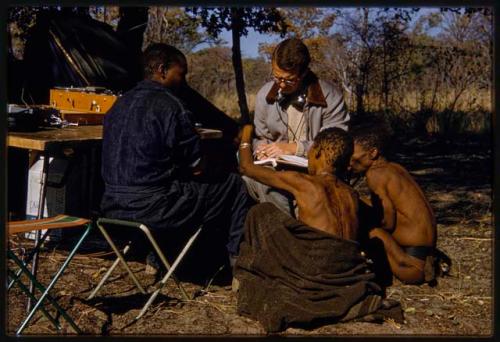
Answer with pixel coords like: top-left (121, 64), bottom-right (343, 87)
top-left (27, 154), bottom-right (49, 312)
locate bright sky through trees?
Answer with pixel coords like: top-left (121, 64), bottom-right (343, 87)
top-left (205, 7), bottom-right (442, 58)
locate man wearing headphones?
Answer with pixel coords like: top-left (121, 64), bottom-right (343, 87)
top-left (244, 38), bottom-right (350, 217)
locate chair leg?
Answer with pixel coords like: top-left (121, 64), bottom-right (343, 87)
top-left (8, 250), bottom-right (82, 335)
top-left (139, 224), bottom-right (193, 301)
top-left (8, 230), bottom-right (51, 291)
top-left (7, 268), bottom-right (62, 331)
top-left (134, 226), bottom-right (202, 321)
top-left (87, 244), bottom-right (131, 300)
top-left (14, 223), bottom-right (92, 335)
top-left (96, 223), bottom-right (146, 294)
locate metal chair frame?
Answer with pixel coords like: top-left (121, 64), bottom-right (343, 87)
top-left (7, 216), bottom-right (93, 335)
top-left (88, 218), bottom-right (202, 321)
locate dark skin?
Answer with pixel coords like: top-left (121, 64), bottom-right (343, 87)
top-left (239, 125), bottom-right (358, 240)
top-left (350, 142), bottom-right (437, 284)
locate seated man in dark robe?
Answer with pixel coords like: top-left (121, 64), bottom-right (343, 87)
top-left (236, 125), bottom-right (400, 333)
top-left (100, 43), bottom-right (251, 270)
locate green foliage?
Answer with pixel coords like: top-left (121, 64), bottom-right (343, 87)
top-left (187, 47), bottom-right (234, 99)
top-left (242, 57), bottom-right (271, 92)
top-left (186, 46), bottom-right (270, 117)
top-left (143, 7), bottom-right (217, 53)
top-left (278, 8), bottom-right (336, 39)
top-left (185, 7), bottom-right (288, 123)
top-left (185, 7), bottom-right (287, 39)
top-left (8, 7), bottom-right (39, 39)
top-left (8, 6), bottom-right (492, 136)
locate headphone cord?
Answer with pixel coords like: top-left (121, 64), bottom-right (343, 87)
top-left (275, 101), bottom-right (308, 144)
top-left (275, 102), bottom-right (297, 142)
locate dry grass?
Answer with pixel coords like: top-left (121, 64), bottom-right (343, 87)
top-left (358, 89), bottom-right (491, 114)
top-left (209, 88), bottom-right (491, 137)
top-left (212, 92), bottom-right (256, 121)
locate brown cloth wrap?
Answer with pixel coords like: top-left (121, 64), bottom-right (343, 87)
top-left (235, 202), bottom-right (386, 332)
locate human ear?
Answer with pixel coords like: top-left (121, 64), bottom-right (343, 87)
top-left (157, 64), bottom-right (166, 77)
top-left (315, 146), bottom-right (321, 159)
top-left (369, 148), bottom-right (379, 160)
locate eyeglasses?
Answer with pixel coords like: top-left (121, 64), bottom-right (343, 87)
top-left (271, 75), bottom-right (300, 86)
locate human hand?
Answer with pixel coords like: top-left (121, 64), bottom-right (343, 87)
top-left (368, 227), bottom-right (382, 239)
top-left (256, 142), bottom-right (296, 158)
top-left (254, 143), bottom-right (269, 160)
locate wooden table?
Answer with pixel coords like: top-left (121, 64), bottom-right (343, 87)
top-left (8, 125), bottom-right (221, 151)
top-left (8, 125), bottom-right (104, 152)
top-left (8, 124), bottom-right (222, 307)
top-left (195, 127), bottom-right (223, 140)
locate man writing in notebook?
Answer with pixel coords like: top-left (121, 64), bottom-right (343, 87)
top-left (244, 38), bottom-right (349, 217)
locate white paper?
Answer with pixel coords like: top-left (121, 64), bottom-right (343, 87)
top-left (254, 158), bottom-right (278, 167)
top-left (253, 155), bottom-right (308, 168)
top-left (277, 155), bottom-right (308, 167)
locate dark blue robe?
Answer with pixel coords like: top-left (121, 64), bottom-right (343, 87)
top-left (101, 80), bottom-right (249, 256)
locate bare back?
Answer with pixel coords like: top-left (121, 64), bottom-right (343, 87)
top-left (366, 161), bottom-right (436, 247)
top-left (295, 174), bottom-right (358, 241)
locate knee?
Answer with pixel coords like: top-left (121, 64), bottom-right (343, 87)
top-left (395, 264), bottom-right (425, 285)
top-left (400, 273), bottom-right (425, 285)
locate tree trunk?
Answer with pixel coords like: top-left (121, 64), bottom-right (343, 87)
top-left (356, 83), bottom-right (365, 115)
top-left (429, 75), bottom-right (439, 112)
top-left (230, 8), bottom-right (250, 124)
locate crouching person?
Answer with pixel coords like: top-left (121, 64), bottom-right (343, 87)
top-left (349, 120), bottom-right (437, 285)
top-left (235, 125), bottom-right (401, 333)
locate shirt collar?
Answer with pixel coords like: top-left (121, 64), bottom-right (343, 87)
top-left (265, 70), bottom-right (328, 107)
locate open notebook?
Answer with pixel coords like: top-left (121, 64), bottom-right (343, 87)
top-left (254, 155), bottom-right (308, 168)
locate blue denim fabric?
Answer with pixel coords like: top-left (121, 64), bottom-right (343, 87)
top-left (102, 80), bottom-right (201, 186)
top-left (101, 80), bottom-right (250, 256)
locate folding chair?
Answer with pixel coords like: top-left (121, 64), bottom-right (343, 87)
top-left (7, 215), bottom-right (93, 335)
top-left (87, 218), bottom-right (202, 322)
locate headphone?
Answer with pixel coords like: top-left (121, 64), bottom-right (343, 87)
top-left (276, 88), bottom-right (307, 110)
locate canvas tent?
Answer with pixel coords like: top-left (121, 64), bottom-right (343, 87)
top-left (16, 11), bottom-right (140, 105)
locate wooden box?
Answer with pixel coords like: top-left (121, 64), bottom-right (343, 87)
top-left (49, 88), bottom-right (118, 125)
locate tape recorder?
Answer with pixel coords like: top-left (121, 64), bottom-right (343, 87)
top-left (49, 86), bottom-right (119, 125)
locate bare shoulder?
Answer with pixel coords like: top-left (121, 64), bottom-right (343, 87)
top-left (388, 161), bottom-right (412, 176)
top-left (284, 171), bottom-right (319, 192)
top-left (366, 163), bottom-right (391, 188)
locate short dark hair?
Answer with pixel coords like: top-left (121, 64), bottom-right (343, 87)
top-left (142, 43), bottom-right (186, 79)
top-left (272, 38), bottom-right (311, 74)
top-left (313, 127), bottom-right (353, 176)
top-left (350, 118), bottom-right (392, 155)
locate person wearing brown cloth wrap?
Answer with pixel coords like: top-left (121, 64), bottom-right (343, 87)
top-left (235, 125), bottom-right (402, 332)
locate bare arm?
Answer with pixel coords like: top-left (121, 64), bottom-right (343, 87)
top-left (367, 172), bottom-right (397, 232)
top-left (239, 125), bottom-right (309, 196)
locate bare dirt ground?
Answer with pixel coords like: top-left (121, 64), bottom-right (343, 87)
top-left (7, 134), bottom-right (493, 337)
